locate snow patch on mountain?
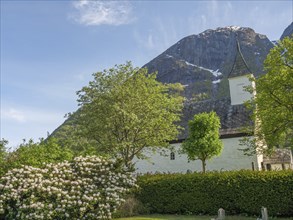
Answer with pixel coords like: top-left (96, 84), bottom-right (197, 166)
top-left (210, 69), bottom-right (222, 77)
top-left (212, 79), bottom-right (221, 84)
top-left (185, 61), bottom-right (197, 67)
top-left (184, 61), bottom-right (223, 77)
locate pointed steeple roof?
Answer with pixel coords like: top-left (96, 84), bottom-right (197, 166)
top-left (228, 37), bottom-right (252, 78)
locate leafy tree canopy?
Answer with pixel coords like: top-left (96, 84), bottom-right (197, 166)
top-left (243, 36), bottom-right (293, 154)
top-left (0, 139), bottom-right (7, 160)
top-left (1, 138), bottom-right (74, 176)
top-left (0, 139), bottom-right (8, 176)
top-left (181, 112), bottom-right (223, 173)
top-left (73, 62), bottom-right (184, 168)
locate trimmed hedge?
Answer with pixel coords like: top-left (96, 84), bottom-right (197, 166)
top-left (136, 170), bottom-right (293, 217)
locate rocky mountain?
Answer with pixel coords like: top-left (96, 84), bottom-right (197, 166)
top-left (144, 26), bottom-right (273, 101)
top-left (280, 22), bottom-right (293, 40)
top-left (52, 25), bottom-right (284, 141)
top-left (141, 26), bottom-right (276, 138)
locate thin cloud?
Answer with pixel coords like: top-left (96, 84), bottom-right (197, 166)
top-left (1, 106), bottom-right (66, 149)
top-left (210, 0), bottom-right (219, 16)
top-left (71, 0), bottom-right (134, 26)
top-left (147, 34), bottom-right (155, 50)
top-left (2, 108), bottom-right (26, 123)
top-left (133, 17), bottom-right (179, 54)
top-left (133, 31), bottom-right (155, 50)
top-left (74, 73), bottom-right (86, 81)
top-left (2, 106), bottom-right (64, 124)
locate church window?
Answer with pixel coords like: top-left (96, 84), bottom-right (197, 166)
top-left (170, 152), bottom-right (175, 160)
top-left (266, 163), bottom-right (272, 171)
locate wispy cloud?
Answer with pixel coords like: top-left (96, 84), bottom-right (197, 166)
top-left (70, 0), bottom-right (134, 26)
top-left (133, 16), bottom-right (179, 55)
top-left (2, 108), bottom-right (26, 123)
top-left (210, 0), bottom-right (219, 17)
top-left (133, 31), bottom-right (155, 50)
top-left (187, 1), bottom-right (235, 34)
top-left (74, 72), bottom-right (90, 82)
top-left (1, 106), bottom-right (66, 148)
top-left (2, 107), bottom-right (64, 124)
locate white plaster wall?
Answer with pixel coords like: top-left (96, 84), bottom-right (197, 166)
top-left (134, 137), bottom-right (258, 173)
top-left (284, 163), bottom-right (292, 170)
top-left (256, 151), bottom-right (263, 171)
top-left (228, 74), bottom-right (254, 105)
top-left (271, 164), bottom-right (283, 170)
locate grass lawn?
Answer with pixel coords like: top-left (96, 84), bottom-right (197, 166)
top-left (115, 214), bottom-right (293, 220)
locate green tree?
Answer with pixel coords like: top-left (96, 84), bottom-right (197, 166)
top-left (0, 139), bottom-right (7, 161)
top-left (49, 120), bottom-right (98, 156)
top-left (181, 112), bottom-right (223, 173)
top-left (0, 139), bottom-right (8, 176)
top-left (2, 138), bottom-right (74, 174)
top-left (74, 62), bottom-right (184, 169)
top-left (243, 36), bottom-right (293, 154)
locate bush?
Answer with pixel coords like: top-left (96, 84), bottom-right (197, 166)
top-left (113, 196), bottom-right (148, 218)
top-left (136, 170), bottom-right (293, 217)
top-left (0, 156), bottom-right (137, 219)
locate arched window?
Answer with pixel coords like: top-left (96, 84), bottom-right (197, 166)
top-left (170, 152), bottom-right (175, 160)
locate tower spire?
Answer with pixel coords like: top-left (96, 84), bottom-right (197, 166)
top-left (228, 35), bottom-right (252, 78)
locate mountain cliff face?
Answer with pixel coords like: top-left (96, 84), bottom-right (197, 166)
top-left (280, 22), bottom-right (293, 40)
top-left (144, 26), bottom-right (273, 101)
top-left (51, 26), bottom-right (281, 141)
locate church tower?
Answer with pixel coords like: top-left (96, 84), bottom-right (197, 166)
top-left (228, 39), bottom-right (255, 105)
top-left (228, 38), bottom-right (263, 170)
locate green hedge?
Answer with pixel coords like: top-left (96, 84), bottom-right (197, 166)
top-left (136, 170), bottom-right (293, 217)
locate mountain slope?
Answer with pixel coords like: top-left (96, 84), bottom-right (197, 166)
top-left (144, 26), bottom-right (273, 100)
top-left (51, 26), bottom-right (276, 141)
top-left (280, 22), bottom-right (293, 40)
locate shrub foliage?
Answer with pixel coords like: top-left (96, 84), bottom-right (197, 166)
top-left (0, 156), bottom-right (136, 219)
top-left (0, 138), bottom-right (74, 177)
top-left (136, 171), bottom-right (293, 217)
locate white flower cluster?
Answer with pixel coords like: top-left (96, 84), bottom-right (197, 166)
top-left (0, 156), bottom-right (137, 219)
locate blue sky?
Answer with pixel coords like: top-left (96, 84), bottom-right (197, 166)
top-left (1, 0), bottom-right (292, 148)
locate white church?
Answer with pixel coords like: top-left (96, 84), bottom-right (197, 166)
top-left (134, 41), bottom-right (293, 173)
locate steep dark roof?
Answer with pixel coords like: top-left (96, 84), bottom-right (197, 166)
top-left (177, 98), bottom-right (252, 140)
top-left (173, 38), bottom-right (255, 140)
top-left (228, 39), bottom-right (253, 78)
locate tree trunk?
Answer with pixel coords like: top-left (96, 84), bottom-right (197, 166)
top-left (124, 159), bottom-right (135, 172)
top-left (201, 159), bottom-right (206, 173)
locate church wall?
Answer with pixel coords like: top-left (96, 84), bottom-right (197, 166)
top-left (134, 137), bottom-right (258, 173)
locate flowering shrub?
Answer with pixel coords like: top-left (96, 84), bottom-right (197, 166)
top-left (0, 156), bottom-right (137, 219)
